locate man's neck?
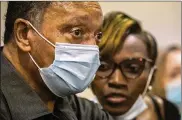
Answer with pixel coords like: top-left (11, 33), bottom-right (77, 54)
top-left (3, 43), bottom-right (55, 111)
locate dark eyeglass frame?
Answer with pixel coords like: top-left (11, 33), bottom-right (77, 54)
top-left (96, 57), bottom-right (153, 80)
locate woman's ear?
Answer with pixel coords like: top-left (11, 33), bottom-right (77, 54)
top-left (145, 66), bottom-right (157, 94)
top-left (150, 66), bottom-right (157, 86)
top-left (14, 18), bottom-right (31, 52)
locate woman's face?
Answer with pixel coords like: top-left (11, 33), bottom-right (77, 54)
top-left (92, 34), bottom-right (152, 116)
top-left (163, 50), bottom-right (181, 86)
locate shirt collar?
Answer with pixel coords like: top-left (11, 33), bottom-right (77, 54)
top-left (1, 48), bottom-right (51, 120)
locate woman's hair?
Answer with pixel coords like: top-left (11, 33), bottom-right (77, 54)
top-left (152, 45), bottom-right (181, 97)
top-left (99, 11), bottom-right (142, 56)
top-left (132, 31), bottom-right (158, 66)
top-left (99, 11), bottom-right (158, 66)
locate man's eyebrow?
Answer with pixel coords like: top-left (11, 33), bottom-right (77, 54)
top-left (95, 27), bottom-right (102, 33)
top-left (59, 15), bottom-right (92, 30)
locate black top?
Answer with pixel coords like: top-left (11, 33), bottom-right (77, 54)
top-left (150, 95), bottom-right (181, 120)
top-left (150, 95), bottom-right (163, 120)
top-left (0, 48), bottom-right (114, 120)
top-left (163, 98), bottom-right (181, 120)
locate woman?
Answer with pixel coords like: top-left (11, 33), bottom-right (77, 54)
top-left (91, 11), bottom-right (180, 120)
top-left (152, 45), bottom-right (181, 113)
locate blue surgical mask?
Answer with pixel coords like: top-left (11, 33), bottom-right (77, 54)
top-left (28, 22), bottom-right (100, 97)
top-left (166, 79), bottom-right (181, 108)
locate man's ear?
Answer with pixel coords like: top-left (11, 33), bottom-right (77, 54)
top-left (14, 18), bottom-right (31, 52)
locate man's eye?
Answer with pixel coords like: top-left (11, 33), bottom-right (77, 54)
top-left (98, 61), bottom-right (110, 71)
top-left (70, 27), bottom-right (83, 38)
top-left (95, 32), bottom-right (102, 42)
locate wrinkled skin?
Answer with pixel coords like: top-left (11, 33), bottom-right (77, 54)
top-left (3, 2), bottom-right (103, 111)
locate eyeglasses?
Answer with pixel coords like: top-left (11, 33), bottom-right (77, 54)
top-left (96, 57), bottom-right (153, 79)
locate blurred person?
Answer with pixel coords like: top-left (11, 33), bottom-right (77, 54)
top-left (91, 11), bottom-right (180, 120)
top-left (152, 45), bottom-right (181, 112)
top-left (0, 2), bottom-right (116, 120)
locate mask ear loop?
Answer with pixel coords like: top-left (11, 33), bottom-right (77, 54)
top-left (26, 21), bottom-right (56, 69)
top-left (142, 66), bottom-right (157, 96)
top-left (27, 21), bottom-right (55, 48)
top-left (28, 53), bottom-right (40, 70)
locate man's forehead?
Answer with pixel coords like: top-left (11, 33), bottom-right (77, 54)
top-left (42, 1), bottom-right (102, 29)
top-left (50, 2), bottom-right (101, 11)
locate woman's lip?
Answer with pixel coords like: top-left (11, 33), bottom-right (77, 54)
top-left (106, 96), bottom-right (127, 103)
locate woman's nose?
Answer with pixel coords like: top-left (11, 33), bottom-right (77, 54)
top-left (108, 68), bottom-right (127, 89)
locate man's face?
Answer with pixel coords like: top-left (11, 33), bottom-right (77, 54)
top-left (29, 2), bottom-right (103, 68)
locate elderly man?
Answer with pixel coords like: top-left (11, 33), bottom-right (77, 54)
top-left (0, 2), bottom-right (114, 120)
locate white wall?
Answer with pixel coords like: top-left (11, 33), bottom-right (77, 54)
top-left (1, 2), bottom-right (181, 49)
top-left (1, 1), bottom-right (7, 46)
top-left (99, 2), bottom-right (181, 49)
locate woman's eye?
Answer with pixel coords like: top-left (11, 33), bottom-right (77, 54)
top-left (130, 65), bottom-right (140, 73)
top-left (95, 32), bottom-right (102, 42)
top-left (70, 27), bottom-right (83, 38)
top-left (125, 64), bottom-right (141, 73)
